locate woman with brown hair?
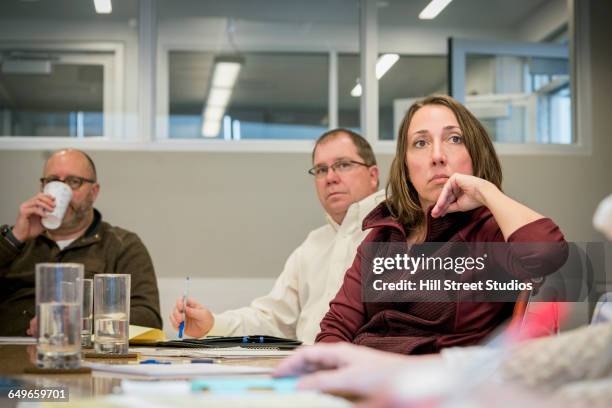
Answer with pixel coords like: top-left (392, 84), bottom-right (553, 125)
top-left (315, 95), bottom-right (568, 354)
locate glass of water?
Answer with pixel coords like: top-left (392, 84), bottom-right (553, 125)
top-left (35, 263), bottom-right (83, 368)
top-left (94, 274), bottom-right (130, 354)
top-left (81, 279), bottom-right (93, 348)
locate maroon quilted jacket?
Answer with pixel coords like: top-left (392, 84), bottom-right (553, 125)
top-left (315, 202), bottom-right (568, 354)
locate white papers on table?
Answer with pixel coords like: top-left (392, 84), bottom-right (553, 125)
top-left (83, 361), bottom-right (272, 377)
top-left (121, 380), bottom-right (191, 395)
top-left (0, 336), bottom-right (36, 344)
top-left (130, 346), bottom-right (293, 359)
top-left (93, 393), bottom-right (353, 408)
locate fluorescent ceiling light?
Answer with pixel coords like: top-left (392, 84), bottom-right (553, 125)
top-left (419, 0), bottom-right (452, 20)
top-left (201, 58), bottom-right (244, 138)
top-left (201, 120), bottom-right (221, 138)
top-left (207, 88), bottom-right (232, 108)
top-left (375, 53), bottom-right (399, 79)
top-left (204, 106), bottom-right (225, 122)
top-left (94, 0), bottom-right (112, 14)
top-left (211, 61), bottom-right (242, 88)
top-left (350, 84), bottom-right (362, 97)
top-left (350, 53), bottom-right (399, 97)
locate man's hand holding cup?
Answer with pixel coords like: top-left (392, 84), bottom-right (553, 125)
top-left (12, 181), bottom-right (72, 241)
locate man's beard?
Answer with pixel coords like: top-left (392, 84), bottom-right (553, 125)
top-left (56, 193), bottom-right (95, 233)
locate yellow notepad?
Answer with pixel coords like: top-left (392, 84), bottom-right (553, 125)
top-left (129, 325), bottom-right (166, 345)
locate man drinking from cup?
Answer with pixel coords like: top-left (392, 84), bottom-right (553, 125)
top-left (0, 149), bottom-right (162, 336)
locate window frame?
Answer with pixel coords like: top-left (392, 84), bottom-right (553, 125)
top-left (0, 0), bottom-right (590, 157)
top-left (448, 37), bottom-right (589, 155)
top-left (0, 41), bottom-right (125, 145)
top-left (157, 46), bottom-right (333, 143)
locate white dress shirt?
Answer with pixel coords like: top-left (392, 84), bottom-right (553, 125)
top-left (209, 190), bottom-right (386, 344)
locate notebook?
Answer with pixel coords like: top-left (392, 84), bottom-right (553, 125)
top-left (132, 346), bottom-right (293, 359)
top-left (155, 335), bottom-right (302, 350)
top-left (129, 325), bottom-right (166, 345)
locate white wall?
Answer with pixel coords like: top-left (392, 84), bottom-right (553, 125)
top-left (1, 149), bottom-right (384, 279)
top-left (0, 144), bottom-right (608, 277)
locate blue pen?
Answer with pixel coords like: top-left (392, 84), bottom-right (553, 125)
top-left (178, 276), bottom-right (190, 339)
top-left (140, 359), bottom-right (171, 365)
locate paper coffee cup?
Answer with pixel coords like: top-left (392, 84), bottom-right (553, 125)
top-left (42, 181), bottom-right (73, 230)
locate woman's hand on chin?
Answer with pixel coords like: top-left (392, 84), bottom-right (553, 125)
top-left (431, 174), bottom-right (497, 218)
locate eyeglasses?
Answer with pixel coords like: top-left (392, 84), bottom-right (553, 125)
top-left (308, 160), bottom-right (369, 178)
top-left (40, 175), bottom-right (96, 190)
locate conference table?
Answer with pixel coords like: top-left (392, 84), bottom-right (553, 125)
top-left (0, 343), bottom-right (302, 406)
top-left (3, 342), bottom-right (606, 407)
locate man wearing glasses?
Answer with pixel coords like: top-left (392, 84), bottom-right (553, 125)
top-left (170, 128), bottom-right (384, 344)
top-left (0, 149), bottom-right (162, 336)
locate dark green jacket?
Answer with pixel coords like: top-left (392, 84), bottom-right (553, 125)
top-left (0, 209), bottom-right (162, 336)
